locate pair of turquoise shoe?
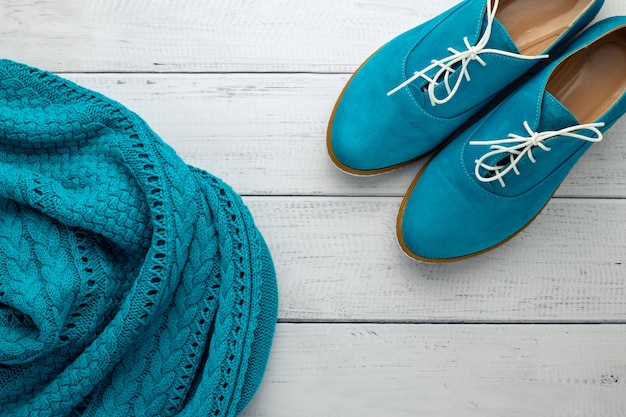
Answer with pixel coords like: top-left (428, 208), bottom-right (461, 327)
top-left (327, 0), bottom-right (626, 262)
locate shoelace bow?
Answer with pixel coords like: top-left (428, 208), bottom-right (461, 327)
top-left (387, 0), bottom-right (548, 106)
top-left (469, 121), bottom-right (605, 187)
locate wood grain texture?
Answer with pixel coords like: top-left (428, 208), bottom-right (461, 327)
top-left (63, 74), bottom-right (626, 197)
top-left (0, 0), bottom-right (620, 73)
top-left (241, 324), bottom-right (626, 417)
top-left (0, 0), bottom-right (454, 72)
top-left (4, 1), bottom-right (626, 415)
top-left (245, 197), bottom-right (626, 322)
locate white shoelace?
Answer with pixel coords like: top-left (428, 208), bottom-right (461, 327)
top-left (387, 0), bottom-right (548, 106)
top-left (469, 121), bottom-right (605, 187)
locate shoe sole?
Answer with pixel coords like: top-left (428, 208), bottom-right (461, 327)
top-left (396, 149), bottom-right (553, 264)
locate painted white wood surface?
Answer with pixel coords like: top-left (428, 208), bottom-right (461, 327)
top-left (0, 0), bottom-right (622, 73)
top-left (64, 74), bottom-right (626, 198)
top-left (241, 324), bottom-right (626, 417)
top-left (245, 197), bottom-right (626, 322)
top-left (0, 0), bottom-right (457, 72)
top-left (2, 0), bottom-right (626, 415)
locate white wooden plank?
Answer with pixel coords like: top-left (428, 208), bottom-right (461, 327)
top-left (243, 197), bottom-right (626, 322)
top-left (1, 0), bottom-right (622, 73)
top-left (61, 74), bottom-right (626, 198)
top-left (242, 323), bottom-right (626, 417)
top-left (0, 0), bottom-right (454, 73)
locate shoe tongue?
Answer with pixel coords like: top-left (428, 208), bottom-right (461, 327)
top-left (405, 0), bottom-right (521, 89)
top-left (490, 16), bottom-right (522, 54)
top-left (536, 92), bottom-right (580, 132)
top-left (468, 91), bottom-right (581, 196)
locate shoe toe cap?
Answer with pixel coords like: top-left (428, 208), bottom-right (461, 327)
top-left (398, 191), bottom-right (465, 262)
top-left (398, 173), bottom-right (498, 261)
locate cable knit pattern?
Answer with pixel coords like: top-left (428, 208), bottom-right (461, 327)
top-left (0, 59), bottom-right (279, 417)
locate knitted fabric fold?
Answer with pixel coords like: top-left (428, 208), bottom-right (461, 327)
top-left (0, 60), bottom-right (278, 417)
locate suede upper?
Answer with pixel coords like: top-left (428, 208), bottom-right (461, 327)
top-left (399, 17), bottom-right (626, 261)
top-left (329, 0), bottom-right (604, 173)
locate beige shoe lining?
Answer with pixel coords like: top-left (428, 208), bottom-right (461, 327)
top-left (546, 27), bottom-right (626, 124)
top-left (496, 0), bottom-right (594, 56)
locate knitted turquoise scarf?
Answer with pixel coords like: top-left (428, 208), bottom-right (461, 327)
top-left (0, 60), bottom-right (278, 417)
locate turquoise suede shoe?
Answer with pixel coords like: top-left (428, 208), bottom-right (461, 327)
top-left (328, 0), bottom-right (604, 175)
top-left (398, 17), bottom-right (626, 262)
